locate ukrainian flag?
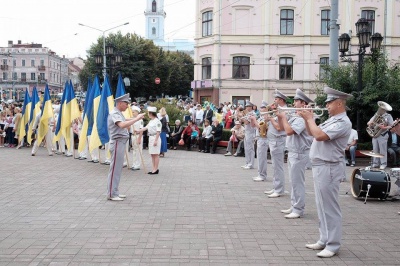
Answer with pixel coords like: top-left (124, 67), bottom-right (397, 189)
top-left (78, 78), bottom-right (93, 153)
top-left (27, 87), bottom-right (41, 144)
top-left (54, 81), bottom-right (68, 142)
top-left (36, 85), bottom-right (54, 146)
top-left (18, 89), bottom-right (31, 142)
top-left (90, 75), bottom-right (114, 149)
top-left (88, 76), bottom-right (102, 152)
top-left (59, 81), bottom-right (81, 151)
top-left (116, 73), bottom-right (132, 119)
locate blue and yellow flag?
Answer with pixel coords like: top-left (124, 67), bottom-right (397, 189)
top-left (91, 75), bottom-right (114, 149)
top-left (116, 73), bottom-right (132, 118)
top-left (37, 85), bottom-right (54, 146)
top-left (18, 89), bottom-right (31, 142)
top-left (27, 87), bottom-right (41, 144)
top-left (78, 78), bottom-right (93, 153)
top-left (88, 76), bottom-right (102, 152)
top-left (54, 81), bottom-right (68, 142)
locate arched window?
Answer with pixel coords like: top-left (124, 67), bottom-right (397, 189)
top-left (152, 27), bottom-right (156, 35)
top-left (152, 0), bottom-right (157, 12)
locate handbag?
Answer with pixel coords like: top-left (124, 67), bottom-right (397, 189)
top-left (178, 139), bottom-right (185, 146)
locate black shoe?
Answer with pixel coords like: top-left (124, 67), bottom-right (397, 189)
top-left (148, 169), bottom-right (159, 175)
top-left (204, 150), bottom-right (210, 153)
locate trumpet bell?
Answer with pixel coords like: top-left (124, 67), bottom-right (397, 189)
top-left (377, 101), bottom-right (392, 112)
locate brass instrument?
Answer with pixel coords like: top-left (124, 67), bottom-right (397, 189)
top-left (258, 120), bottom-right (268, 137)
top-left (277, 106), bottom-right (328, 117)
top-left (366, 101), bottom-right (392, 138)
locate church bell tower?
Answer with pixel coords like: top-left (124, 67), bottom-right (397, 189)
top-left (144, 0), bottom-right (166, 41)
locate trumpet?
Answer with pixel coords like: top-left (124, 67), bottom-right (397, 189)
top-left (259, 110), bottom-right (277, 117)
top-left (277, 106), bottom-right (328, 117)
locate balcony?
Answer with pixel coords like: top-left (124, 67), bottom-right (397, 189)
top-left (1, 65), bottom-right (9, 71)
top-left (38, 65), bottom-right (46, 71)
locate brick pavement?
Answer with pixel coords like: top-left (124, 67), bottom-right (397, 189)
top-left (0, 146), bottom-right (399, 265)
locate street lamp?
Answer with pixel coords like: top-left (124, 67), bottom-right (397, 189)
top-left (338, 18), bottom-right (384, 133)
top-left (78, 22), bottom-right (129, 78)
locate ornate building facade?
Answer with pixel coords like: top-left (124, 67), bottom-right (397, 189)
top-left (192, 0), bottom-right (400, 106)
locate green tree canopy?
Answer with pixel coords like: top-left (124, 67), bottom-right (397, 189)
top-left (79, 32), bottom-right (194, 101)
top-left (319, 51), bottom-right (400, 142)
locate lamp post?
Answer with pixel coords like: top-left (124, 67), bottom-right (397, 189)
top-left (338, 18), bottom-right (384, 133)
top-left (78, 22), bottom-right (129, 78)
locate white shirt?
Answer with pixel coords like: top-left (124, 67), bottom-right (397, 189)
top-left (195, 109), bottom-right (204, 120)
top-left (347, 129), bottom-right (358, 145)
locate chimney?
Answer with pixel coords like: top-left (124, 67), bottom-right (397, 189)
top-left (8, 40), bottom-right (13, 47)
top-left (18, 40), bottom-right (21, 44)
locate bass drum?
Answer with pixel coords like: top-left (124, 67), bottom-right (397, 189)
top-left (350, 169), bottom-right (391, 200)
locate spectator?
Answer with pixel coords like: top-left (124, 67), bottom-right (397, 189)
top-left (203, 105), bottom-right (213, 124)
top-left (224, 105), bottom-right (233, 129)
top-left (181, 120), bottom-right (200, 151)
top-left (205, 119), bottom-right (223, 154)
top-left (5, 109), bottom-right (15, 147)
top-left (193, 104), bottom-right (204, 126)
top-left (345, 128), bottom-right (358, 167)
top-left (169, 120), bottom-right (183, 150)
top-left (252, 105), bottom-right (260, 117)
top-left (13, 107), bottom-right (22, 149)
top-left (388, 130), bottom-right (400, 167)
top-left (198, 119), bottom-right (212, 152)
top-left (225, 121), bottom-right (245, 156)
top-left (158, 107), bottom-right (169, 157)
top-left (0, 111), bottom-right (6, 147)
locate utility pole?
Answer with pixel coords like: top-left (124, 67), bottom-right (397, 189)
top-left (329, 0), bottom-right (339, 66)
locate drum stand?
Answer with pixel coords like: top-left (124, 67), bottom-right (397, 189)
top-left (364, 184), bottom-right (371, 204)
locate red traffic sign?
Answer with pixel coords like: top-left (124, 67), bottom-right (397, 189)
top-left (155, 77), bottom-right (160, 84)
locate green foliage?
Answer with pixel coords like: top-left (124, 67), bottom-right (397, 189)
top-left (320, 51), bottom-right (400, 142)
top-left (79, 32), bottom-right (194, 100)
top-left (150, 98), bottom-right (190, 124)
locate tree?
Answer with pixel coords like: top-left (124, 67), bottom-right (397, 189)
top-left (319, 51), bottom-right (400, 142)
top-left (79, 32), bottom-right (194, 100)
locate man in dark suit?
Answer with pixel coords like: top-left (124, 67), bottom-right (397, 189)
top-left (203, 105), bottom-right (213, 126)
top-left (388, 131), bottom-right (400, 166)
top-left (205, 119), bottom-right (223, 154)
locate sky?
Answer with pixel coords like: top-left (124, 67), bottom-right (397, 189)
top-left (0, 0), bottom-right (195, 59)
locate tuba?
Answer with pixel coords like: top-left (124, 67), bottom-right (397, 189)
top-left (366, 101), bottom-right (392, 138)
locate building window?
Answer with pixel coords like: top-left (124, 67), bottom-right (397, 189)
top-left (202, 11), bottom-right (213, 37)
top-left (232, 56), bottom-right (250, 79)
top-left (319, 57), bottom-right (329, 80)
top-left (321, 10), bottom-right (330, 35)
top-left (31, 59), bottom-right (35, 67)
top-left (152, 27), bottom-right (156, 35)
top-left (361, 10), bottom-right (375, 34)
top-left (3, 72), bottom-right (7, 81)
top-left (40, 59), bottom-right (44, 66)
top-left (2, 59), bottom-right (7, 65)
top-left (22, 59), bottom-right (25, 67)
top-left (152, 19), bottom-right (156, 23)
top-left (21, 73), bottom-right (26, 82)
top-left (39, 73), bottom-right (45, 81)
top-left (13, 59), bottom-right (16, 67)
top-left (12, 72), bottom-right (17, 81)
top-left (31, 73), bottom-right (36, 81)
top-left (280, 9), bottom-right (294, 35)
top-left (152, 0), bottom-right (157, 12)
top-left (202, 57), bottom-right (212, 79)
top-left (279, 57), bottom-right (293, 80)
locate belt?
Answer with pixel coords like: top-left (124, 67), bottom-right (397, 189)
top-left (149, 134), bottom-right (156, 136)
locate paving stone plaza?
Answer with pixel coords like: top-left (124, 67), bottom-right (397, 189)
top-left (0, 147), bottom-right (399, 265)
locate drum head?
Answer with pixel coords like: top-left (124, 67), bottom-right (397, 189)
top-left (350, 169), bottom-right (363, 198)
top-left (350, 169), bottom-right (391, 200)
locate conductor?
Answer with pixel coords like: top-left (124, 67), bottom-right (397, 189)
top-left (107, 93), bottom-right (145, 201)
